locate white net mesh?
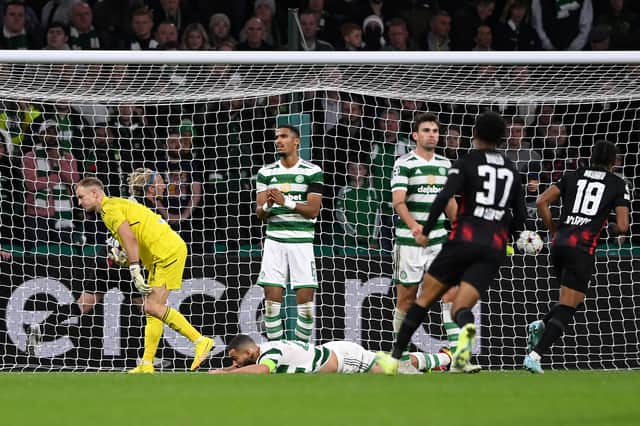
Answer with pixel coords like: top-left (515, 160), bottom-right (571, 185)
top-left (1, 56), bottom-right (639, 371)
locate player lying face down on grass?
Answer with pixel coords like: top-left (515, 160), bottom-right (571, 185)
top-left (74, 176), bottom-right (214, 373)
top-left (208, 334), bottom-right (453, 374)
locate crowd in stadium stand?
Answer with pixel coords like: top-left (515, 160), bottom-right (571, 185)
top-left (0, 0), bottom-right (637, 52)
top-left (0, 0), bottom-right (639, 256)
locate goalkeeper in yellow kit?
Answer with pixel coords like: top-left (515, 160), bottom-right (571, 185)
top-left (75, 176), bottom-right (214, 373)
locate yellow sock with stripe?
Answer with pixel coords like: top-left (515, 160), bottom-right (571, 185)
top-left (442, 302), bottom-right (459, 352)
top-left (161, 307), bottom-right (201, 343)
top-left (142, 315), bottom-right (163, 364)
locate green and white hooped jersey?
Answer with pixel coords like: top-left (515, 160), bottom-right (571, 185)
top-left (257, 340), bottom-right (331, 374)
top-left (390, 151), bottom-right (451, 247)
top-left (256, 159), bottom-right (323, 244)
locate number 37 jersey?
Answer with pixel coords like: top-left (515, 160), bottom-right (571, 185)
top-left (446, 149), bottom-right (526, 251)
top-left (554, 168), bottom-right (630, 254)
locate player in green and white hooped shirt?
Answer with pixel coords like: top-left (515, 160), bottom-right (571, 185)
top-left (208, 334), bottom-right (452, 374)
top-left (391, 113), bottom-right (460, 352)
top-left (255, 125), bottom-right (323, 342)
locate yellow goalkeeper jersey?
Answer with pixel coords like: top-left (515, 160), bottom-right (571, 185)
top-left (100, 196), bottom-right (186, 268)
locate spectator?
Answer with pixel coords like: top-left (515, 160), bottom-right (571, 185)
top-left (236, 17), bottom-right (273, 50)
top-left (588, 24), bottom-right (611, 50)
top-left (49, 102), bottom-right (78, 156)
top-left (22, 120), bottom-right (80, 249)
top-left (69, 1), bottom-right (107, 49)
top-left (155, 21), bottom-right (178, 49)
top-left (149, 0), bottom-right (198, 33)
top-left (384, 18), bottom-right (417, 51)
top-left (157, 127), bottom-right (205, 253)
top-left (306, 0), bottom-right (340, 47)
top-left (41, 0), bottom-right (78, 28)
top-left (442, 125), bottom-right (465, 160)
top-left (501, 116), bottom-right (542, 214)
top-left (126, 6), bottom-right (157, 50)
top-left (0, 1), bottom-right (42, 49)
top-left (362, 14), bottom-right (385, 50)
top-left (472, 23), bottom-right (493, 50)
top-left (0, 0), bottom-right (42, 39)
top-left (81, 125), bottom-right (123, 197)
top-left (321, 99), bottom-right (373, 195)
top-left (540, 120), bottom-right (585, 184)
top-left (596, 0), bottom-right (639, 49)
top-left (298, 9), bottom-right (334, 51)
top-left (425, 10), bottom-right (451, 51)
top-left (43, 22), bottom-right (70, 49)
top-left (398, 0), bottom-right (438, 46)
top-left (452, 0), bottom-right (497, 50)
top-left (494, 0), bottom-right (540, 50)
top-left (0, 101), bottom-right (43, 153)
top-left (339, 22), bottom-right (363, 50)
top-left (252, 0), bottom-right (283, 48)
top-left (179, 22), bottom-right (210, 50)
top-left (208, 13), bottom-right (236, 50)
top-left (109, 104), bottom-right (152, 173)
top-left (531, 0), bottom-right (593, 50)
top-left (370, 108), bottom-right (407, 251)
top-left (335, 162), bottom-right (381, 249)
top-left (0, 132), bottom-right (23, 246)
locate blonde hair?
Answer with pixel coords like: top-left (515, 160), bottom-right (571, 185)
top-left (77, 176), bottom-right (104, 190)
top-left (128, 168), bottom-right (156, 198)
top-left (180, 23), bottom-right (211, 50)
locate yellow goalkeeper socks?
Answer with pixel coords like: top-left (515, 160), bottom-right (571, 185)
top-left (142, 315), bottom-right (163, 364)
top-left (162, 307), bottom-right (201, 343)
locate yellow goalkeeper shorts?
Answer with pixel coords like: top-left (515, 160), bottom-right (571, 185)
top-left (148, 244), bottom-right (187, 290)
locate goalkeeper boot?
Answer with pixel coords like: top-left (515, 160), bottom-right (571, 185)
top-left (375, 352), bottom-right (399, 375)
top-left (191, 337), bottom-right (214, 371)
top-left (523, 354), bottom-right (544, 374)
top-left (451, 323), bottom-right (475, 371)
top-left (527, 320), bottom-right (545, 353)
top-left (27, 323), bottom-right (42, 356)
top-left (128, 360), bottom-right (155, 374)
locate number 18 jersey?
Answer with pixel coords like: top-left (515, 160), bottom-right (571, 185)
top-left (554, 168), bottom-right (629, 254)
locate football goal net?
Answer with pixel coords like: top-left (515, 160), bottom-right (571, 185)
top-left (0, 51), bottom-right (638, 371)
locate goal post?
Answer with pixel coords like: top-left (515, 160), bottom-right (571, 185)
top-left (0, 51), bottom-right (638, 371)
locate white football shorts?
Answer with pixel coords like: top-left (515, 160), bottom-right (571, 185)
top-left (257, 239), bottom-right (318, 289)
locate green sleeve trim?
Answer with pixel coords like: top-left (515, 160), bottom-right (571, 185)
top-left (259, 358), bottom-right (277, 373)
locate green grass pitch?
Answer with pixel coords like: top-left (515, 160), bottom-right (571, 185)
top-left (1, 371), bottom-right (637, 426)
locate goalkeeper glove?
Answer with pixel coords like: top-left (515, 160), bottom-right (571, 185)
top-left (107, 246), bottom-right (129, 267)
top-left (129, 263), bottom-right (151, 295)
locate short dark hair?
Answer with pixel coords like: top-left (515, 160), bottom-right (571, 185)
top-left (474, 111), bottom-right (505, 145)
top-left (47, 22), bottom-right (69, 37)
top-left (278, 124), bottom-right (300, 138)
top-left (591, 140), bottom-right (617, 169)
top-left (4, 1), bottom-right (25, 15)
top-left (227, 334), bottom-right (256, 352)
top-left (413, 112), bottom-right (439, 132)
top-left (510, 116), bottom-right (525, 127)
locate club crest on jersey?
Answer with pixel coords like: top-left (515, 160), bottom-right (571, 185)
top-left (281, 183), bottom-right (291, 193)
top-left (295, 175), bottom-right (304, 183)
top-left (439, 167), bottom-right (446, 175)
